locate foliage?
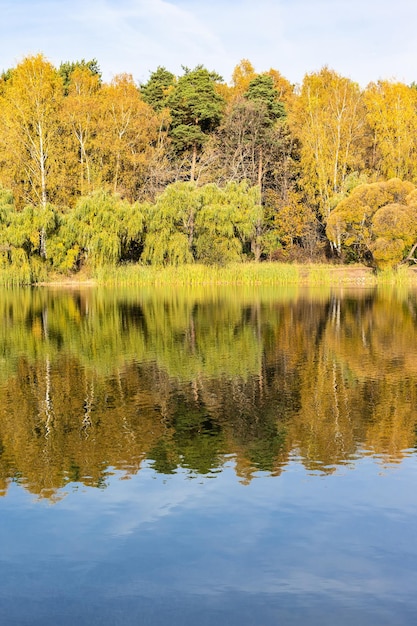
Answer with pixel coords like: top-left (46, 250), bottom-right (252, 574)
top-left (167, 66), bottom-right (225, 180)
top-left (196, 181), bottom-right (261, 263)
top-left (142, 181), bottom-right (262, 265)
top-left (62, 65), bottom-right (102, 197)
top-left (245, 74), bottom-right (286, 122)
top-left (0, 54), bottom-right (65, 214)
top-left (58, 190), bottom-right (144, 269)
top-left (326, 178), bottom-right (417, 268)
top-left (3, 54), bottom-right (417, 271)
top-left (364, 80), bottom-right (417, 182)
top-left (95, 74), bottom-right (163, 199)
top-left (289, 67), bottom-right (367, 221)
top-left (140, 66), bottom-right (175, 111)
top-left (59, 58), bottom-right (101, 94)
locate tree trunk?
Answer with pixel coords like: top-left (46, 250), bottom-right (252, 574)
top-left (39, 122), bottom-right (48, 258)
top-left (190, 143), bottom-right (197, 182)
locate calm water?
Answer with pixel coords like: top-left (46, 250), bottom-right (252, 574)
top-left (0, 285), bottom-right (417, 625)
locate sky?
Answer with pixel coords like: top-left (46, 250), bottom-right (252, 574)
top-left (1, 0), bottom-right (416, 87)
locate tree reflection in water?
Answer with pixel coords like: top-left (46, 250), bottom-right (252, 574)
top-left (0, 284), bottom-right (416, 498)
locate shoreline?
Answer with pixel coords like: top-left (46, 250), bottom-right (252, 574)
top-left (26, 262), bottom-right (417, 288)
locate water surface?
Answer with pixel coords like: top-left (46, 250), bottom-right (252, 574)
top-left (0, 285), bottom-right (416, 624)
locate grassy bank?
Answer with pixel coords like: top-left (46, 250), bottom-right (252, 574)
top-left (92, 262), bottom-right (417, 287)
top-left (1, 261), bottom-right (417, 288)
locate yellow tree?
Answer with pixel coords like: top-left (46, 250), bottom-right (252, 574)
top-left (230, 59), bottom-right (257, 100)
top-left (289, 67), bottom-right (368, 221)
top-left (326, 178), bottom-right (417, 268)
top-left (364, 80), bottom-right (417, 182)
top-left (95, 74), bottom-right (162, 199)
top-left (0, 55), bottom-right (64, 255)
top-left (63, 66), bottom-right (101, 197)
top-left (266, 68), bottom-right (294, 106)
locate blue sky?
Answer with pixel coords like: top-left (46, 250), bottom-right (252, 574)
top-left (2, 0), bottom-right (416, 86)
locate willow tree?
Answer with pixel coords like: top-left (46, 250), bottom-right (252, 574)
top-left (0, 185), bottom-right (59, 280)
top-left (196, 181), bottom-right (263, 263)
top-left (143, 181), bottom-right (263, 265)
top-left (0, 54), bottom-right (64, 255)
top-left (142, 182), bottom-right (198, 265)
top-left (56, 191), bottom-right (144, 269)
top-left (290, 67), bottom-right (367, 222)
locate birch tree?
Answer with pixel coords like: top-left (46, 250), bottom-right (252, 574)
top-left (290, 67), bottom-right (367, 221)
top-left (364, 80), bottom-right (417, 182)
top-left (0, 54), bottom-right (64, 255)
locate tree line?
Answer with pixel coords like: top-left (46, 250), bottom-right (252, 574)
top-left (1, 54), bottom-right (417, 273)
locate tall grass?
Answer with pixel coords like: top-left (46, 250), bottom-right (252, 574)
top-left (93, 262), bottom-right (380, 287)
top-left (2, 260), bottom-right (417, 288)
top-left (93, 262), bottom-right (302, 286)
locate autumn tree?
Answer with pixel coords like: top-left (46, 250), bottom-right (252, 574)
top-left (0, 54), bottom-right (65, 256)
top-left (230, 59), bottom-right (257, 101)
top-left (289, 67), bottom-right (367, 222)
top-left (326, 178), bottom-right (417, 268)
top-left (62, 65), bottom-right (102, 197)
top-left (364, 80), bottom-right (417, 182)
top-left (59, 58), bottom-right (101, 94)
top-left (95, 74), bottom-right (162, 199)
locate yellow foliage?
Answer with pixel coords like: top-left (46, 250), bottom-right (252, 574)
top-left (289, 67), bottom-right (368, 220)
top-left (0, 54), bottom-right (64, 209)
top-left (364, 80), bottom-right (417, 182)
top-left (327, 178), bottom-right (417, 268)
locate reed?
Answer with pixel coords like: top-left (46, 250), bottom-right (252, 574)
top-left (93, 262), bottom-right (303, 286)
top-left (92, 262), bottom-right (381, 286)
top-left (2, 261), bottom-right (417, 288)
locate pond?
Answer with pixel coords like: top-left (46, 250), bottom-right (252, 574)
top-left (0, 284), bottom-right (416, 625)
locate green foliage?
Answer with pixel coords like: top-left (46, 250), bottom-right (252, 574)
top-left (142, 182), bottom-right (197, 265)
top-left (167, 65), bottom-right (225, 153)
top-left (140, 66), bottom-right (175, 111)
top-left (61, 190), bottom-right (144, 269)
top-left (142, 180), bottom-right (262, 266)
top-left (0, 187), bottom-right (59, 279)
top-left (245, 74), bottom-right (286, 123)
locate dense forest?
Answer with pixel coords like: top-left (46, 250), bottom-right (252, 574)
top-left (1, 54), bottom-right (417, 277)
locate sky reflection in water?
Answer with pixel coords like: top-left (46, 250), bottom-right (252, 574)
top-left (1, 457), bottom-right (417, 625)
